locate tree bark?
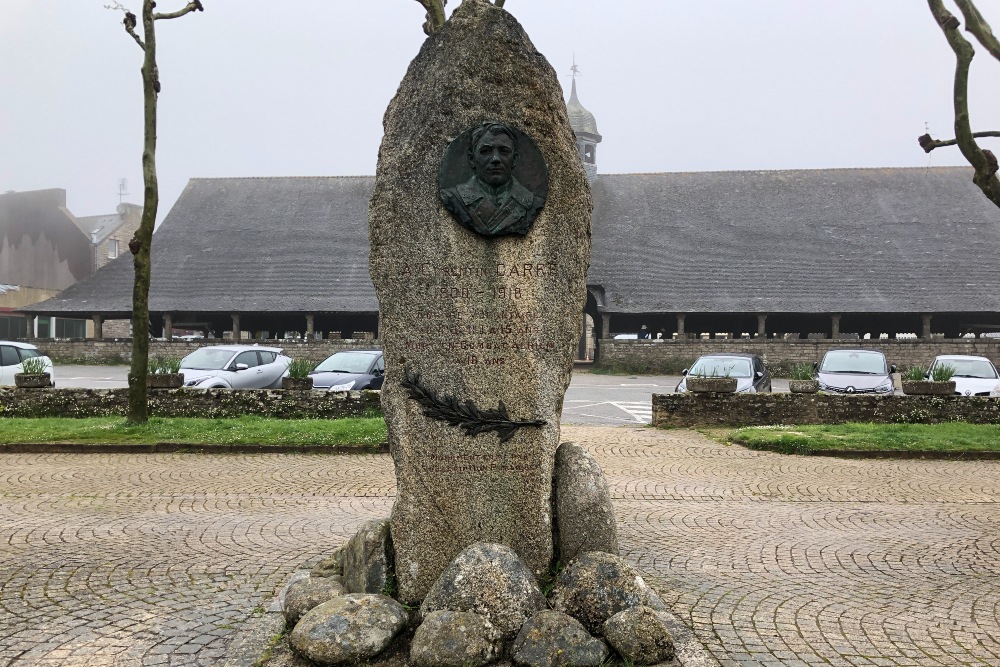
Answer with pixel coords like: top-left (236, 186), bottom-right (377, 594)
top-left (925, 0), bottom-right (1000, 209)
top-left (126, 0), bottom-right (159, 424)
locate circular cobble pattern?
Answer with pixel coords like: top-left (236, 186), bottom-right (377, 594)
top-left (1, 429), bottom-right (998, 666)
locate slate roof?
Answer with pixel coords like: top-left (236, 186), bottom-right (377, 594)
top-left (589, 167), bottom-right (1000, 314)
top-left (23, 167), bottom-right (1000, 318)
top-left (25, 177), bottom-right (379, 316)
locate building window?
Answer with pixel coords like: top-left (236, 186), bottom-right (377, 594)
top-left (0, 315), bottom-right (28, 339)
top-left (55, 318), bottom-right (87, 339)
top-left (108, 240), bottom-right (119, 259)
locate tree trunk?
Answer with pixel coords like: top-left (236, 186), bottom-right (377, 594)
top-left (127, 0), bottom-right (159, 424)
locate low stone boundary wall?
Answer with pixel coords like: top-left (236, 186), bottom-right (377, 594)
top-left (599, 338), bottom-right (1000, 375)
top-left (652, 393), bottom-right (1000, 428)
top-left (0, 388), bottom-right (382, 419)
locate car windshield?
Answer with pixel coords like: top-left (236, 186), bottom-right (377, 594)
top-left (939, 359), bottom-right (998, 379)
top-left (820, 351), bottom-right (887, 374)
top-left (180, 348), bottom-right (236, 370)
top-left (688, 357), bottom-right (752, 378)
top-left (313, 352), bottom-right (376, 374)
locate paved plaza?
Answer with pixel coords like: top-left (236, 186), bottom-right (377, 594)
top-left (1, 427), bottom-right (998, 666)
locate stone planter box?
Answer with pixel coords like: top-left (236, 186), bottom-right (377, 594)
top-left (687, 377), bottom-right (738, 393)
top-left (14, 373), bottom-right (51, 389)
top-left (901, 380), bottom-right (956, 396)
top-left (147, 373), bottom-right (183, 389)
top-left (789, 380), bottom-right (820, 394)
top-left (282, 377), bottom-right (315, 390)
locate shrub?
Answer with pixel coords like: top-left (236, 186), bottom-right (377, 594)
top-left (286, 358), bottom-right (315, 379)
top-left (931, 364), bottom-right (956, 382)
top-left (20, 357), bottom-right (47, 374)
top-left (148, 357), bottom-right (182, 374)
top-left (902, 366), bottom-right (927, 381)
top-left (790, 363), bottom-right (815, 380)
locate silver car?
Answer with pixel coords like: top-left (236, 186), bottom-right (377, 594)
top-left (816, 349), bottom-right (895, 394)
top-left (179, 345), bottom-right (291, 389)
top-left (927, 354), bottom-right (1000, 396)
top-left (0, 341), bottom-right (55, 386)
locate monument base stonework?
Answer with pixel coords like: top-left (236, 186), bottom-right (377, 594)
top-left (369, 0), bottom-right (591, 603)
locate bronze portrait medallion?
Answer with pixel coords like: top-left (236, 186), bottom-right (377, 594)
top-left (439, 121), bottom-right (548, 237)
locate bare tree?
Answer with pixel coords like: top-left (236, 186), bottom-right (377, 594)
top-left (109, 0), bottom-right (204, 423)
top-left (415, 0), bottom-right (506, 35)
top-left (920, 0), bottom-right (1000, 208)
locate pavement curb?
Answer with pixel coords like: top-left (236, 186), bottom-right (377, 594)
top-left (0, 442), bottom-right (390, 455)
top-left (733, 442), bottom-right (1000, 460)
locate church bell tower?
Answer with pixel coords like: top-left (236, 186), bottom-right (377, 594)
top-left (566, 61), bottom-right (602, 183)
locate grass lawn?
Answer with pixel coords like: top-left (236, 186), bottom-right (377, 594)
top-left (0, 416), bottom-right (387, 447)
top-left (729, 422), bottom-right (1000, 455)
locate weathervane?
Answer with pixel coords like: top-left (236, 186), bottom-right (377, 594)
top-left (570, 54), bottom-right (581, 80)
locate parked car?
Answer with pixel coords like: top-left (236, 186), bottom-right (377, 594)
top-left (927, 354), bottom-right (1000, 396)
top-left (309, 350), bottom-right (384, 391)
top-left (0, 341), bottom-right (55, 387)
top-left (675, 353), bottom-right (771, 393)
top-left (816, 349), bottom-right (895, 394)
top-left (179, 345), bottom-right (291, 389)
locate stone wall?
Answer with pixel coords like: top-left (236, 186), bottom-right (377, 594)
top-left (0, 387), bottom-right (382, 419)
top-left (25, 338), bottom-right (384, 364)
top-left (652, 392), bottom-right (1000, 428)
top-left (598, 338), bottom-right (1000, 375)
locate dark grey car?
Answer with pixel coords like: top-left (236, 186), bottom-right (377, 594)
top-left (675, 353), bottom-right (772, 393)
top-left (309, 350), bottom-right (384, 391)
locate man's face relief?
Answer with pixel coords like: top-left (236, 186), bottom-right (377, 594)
top-left (472, 131), bottom-right (516, 187)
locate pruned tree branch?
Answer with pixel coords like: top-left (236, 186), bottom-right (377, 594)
top-left (415, 0), bottom-right (447, 35)
top-left (123, 11), bottom-right (145, 49)
top-left (955, 0), bottom-right (1000, 60)
top-left (925, 0), bottom-right (1000, 209)
top-left (919, 130), bottom-right (1000, 152)
top-left (154, 0), bottom-right (204, 21)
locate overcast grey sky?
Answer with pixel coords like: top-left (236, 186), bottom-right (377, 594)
top-left (3, 1), bottom-right (999, 221)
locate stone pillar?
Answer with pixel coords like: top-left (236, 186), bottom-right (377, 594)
top-left (577, 312), bottom-right (588, 360)
top-left (369, 1), bottom-right (591, 603)
top-left (600, 313), bottom-right (611, 339)
top-left (163, 313), bottom-right (173, 341)
top-left (922, 314), bottom-right (933, 339)
top-left (306, 314), bottom-right (315, 339)
top-left (676, 313), bottom-right (686, 337)
top-left (756, 314), bottom-right (767, 338)
top-left (92, 314), bottom-right (104, 340)
top-left (831, 314), bottom-right (841, 340)
top-left (231, 314), bottom-right (241, 341)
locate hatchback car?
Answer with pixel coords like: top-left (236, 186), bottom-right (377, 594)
top-left (816, 349), bottom-right (896, 394)
top-left (309, 350), bottom-right (384, 391)
top-left (675, 353), bottom-right (771, 393)
top-left (0, 341), bottom-right (55, 386)
top-left (179, 345), bottom-right (291, 389)
top-left (927, 354), bottom-right (1000, 396)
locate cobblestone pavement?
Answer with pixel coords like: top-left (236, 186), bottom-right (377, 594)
top-left (1, 428), bottom-right (998, 666)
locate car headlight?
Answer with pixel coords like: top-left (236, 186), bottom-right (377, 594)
top-left (330, 380), bottom-right (356, 391)
top-left (184, 376), bottom-right (211, 387)
top-left (875, 381), bottom-right (894, 393)
top-left (737, 386), bottom-right (754, 393)
top-left (991, 383), bottom-right (1000, 397)
top-left (818, 382), bottom-right (832, 391)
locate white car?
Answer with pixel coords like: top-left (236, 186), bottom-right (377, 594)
top-left (927, 355), bottom-right (1000, 397)
top-left (0, 341), bottom-right (55, 386)
top-left (179, 345), bottom-right (291, 389)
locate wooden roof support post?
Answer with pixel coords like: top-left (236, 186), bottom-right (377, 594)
top-left (757, 314), bottom-right (767, 338)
